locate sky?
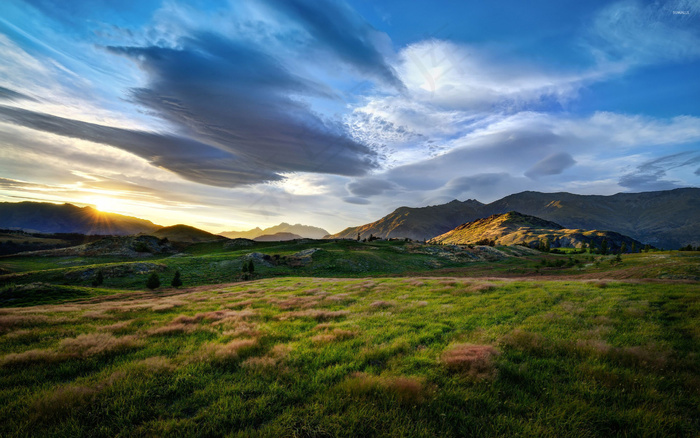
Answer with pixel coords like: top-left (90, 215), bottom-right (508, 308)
top-left (0, 0), bottom-right (699, 234)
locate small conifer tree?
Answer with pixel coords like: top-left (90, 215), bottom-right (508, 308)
top-left (248, 259), bottom-right (255, 275)
top-left (91, 270), bottom-right (104, 287)
top-left (146, 272), bottom-right (160, 290)
top-left (171, 270), bottom-right (183, 288)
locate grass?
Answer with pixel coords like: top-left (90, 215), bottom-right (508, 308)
top-left (0, 274), bottom-right (698, 437)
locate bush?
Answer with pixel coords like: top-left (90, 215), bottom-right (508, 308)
top-left (146, 273), bottom-right (160, 290)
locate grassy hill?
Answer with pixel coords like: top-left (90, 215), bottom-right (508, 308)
top-left (429, 212), bottom-right (643, 251)
top-left (328, 188), bottom-right (700, 249)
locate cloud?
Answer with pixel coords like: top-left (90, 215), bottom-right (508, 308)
top-left (103, 32), bottom-right (380, 184)
top-left (260, 0), bottom-right (404, 90)
top-left (587, 0), bottom-right (700, 66)
top-left (347, 178), bottom-right (396, 197)
top-left (0, 105), bottom-right (279, 187)
top-left (0, 86), bottom-right (38, 102)
top-left (343, 196), bottom-right (371, 205)
top-left (618, 151), bottom-right (700, 191)
top-left (525, 153), bottom-right (576, 179)
top-left (395, 40), bottom-right (596, 112)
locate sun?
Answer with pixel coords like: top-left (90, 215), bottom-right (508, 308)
top-left (86, 197), bottom-right (123, 213)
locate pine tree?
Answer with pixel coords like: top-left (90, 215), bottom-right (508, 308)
top-left (241, 260), bottom-right (249, 280)
top-left (91, 270), bottom-right (104, 287)
top-left (600, 239), bottom-right (608, 255)
top-left (171, 270), bottom-right (183, 288)
top-left (146, 272), bottom-right (160, 290)
top-left (631, 241), bottom-right (636, 253)
top-left (248, 260), bottom-right (255, 276)
top-left (620, 242), bottom-right (627, 254)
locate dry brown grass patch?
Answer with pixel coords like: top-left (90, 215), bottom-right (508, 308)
top-left (370, 300), bottom-right (394, 309)
top-left (130, 356), bottom-right (174, 373)
top-left (148, 323), bottom-right (199, 335)
top-left (270, 295), bottom-right (320, 310)
top-left (469, 282), bottom-right (498, 293)
top-left (405, 279), bottom-right (425, 287)
top-left (82, 310), bottom-right (112, 320)
top-left (311, 329), bottom-right (355, 344)
top-left (221, 321), bottom-right (260, 338)
top-left (59, 333), bottom-right (142, 357)
top-left (32, 385), bottom-right (97, 420)
top-left (1, 349), bottom-right (67, 367)
top-left (342, 372), bottom-right (427, 404)
top-left (442, 344), bottom-right (500, 379)
top-left (501, 329), bottom-right (550, 353)
top-left (0, 314), bottom-right (48, 332)
top-left (276, 309), bottom-right (350, 321)
top-left (226, 299), bottom-right (256, 309)
top-left (326, 293), bottom-right (352, 302)
top-left (98, 320), bottom-right (134, 333)
top-left (200, 338), bottom-right (259, 362)
top-left (241, 343), bottom-right (291, 372)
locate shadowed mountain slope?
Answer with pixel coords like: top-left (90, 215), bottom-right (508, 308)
top-left (328, 188), bottom-right (699, 249)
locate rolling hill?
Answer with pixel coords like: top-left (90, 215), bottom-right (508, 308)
top-left (151, 224), bottom-right (227, 243)
top-left (220, 222), bottom-right (329, 239)
top-left (327, 188), bottom-right (699, 249)
top-left (429, 211), bottom-right (643, 250)
top-left (0, 202), bottom-right (161, 235)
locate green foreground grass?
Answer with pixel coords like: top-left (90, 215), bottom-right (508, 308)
top-left (1, 276), bottom-right (698, 437)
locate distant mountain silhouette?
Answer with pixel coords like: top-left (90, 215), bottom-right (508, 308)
top-left (221, 222), bottom-right (328, 239)
top-left (429, 211), bottom-right (642, 251)
top-left (0, 202), bottom-right (161, 235)
top-left (253, 232), bottom-right (303, 242)
top-left (328, 188), bottom-right (699, 249)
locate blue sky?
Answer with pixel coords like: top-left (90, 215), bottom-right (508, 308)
top-left (0, 0), bottom-right (698, 233)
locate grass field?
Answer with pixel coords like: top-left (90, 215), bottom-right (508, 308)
top-left (0, 243), bottom-right (698, 436)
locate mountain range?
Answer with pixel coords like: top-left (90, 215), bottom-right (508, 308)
top-left (220, 223), bottom-right (329, 240)
top-left (328, 188), bottom-right (700, 249)
top-left (429, 211), bottom-right (643, 250)
top-left (0, 202), bottom-right (160, 235)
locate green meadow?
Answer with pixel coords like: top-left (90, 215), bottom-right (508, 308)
top-left (0, 243), bottom-right (698, 437)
